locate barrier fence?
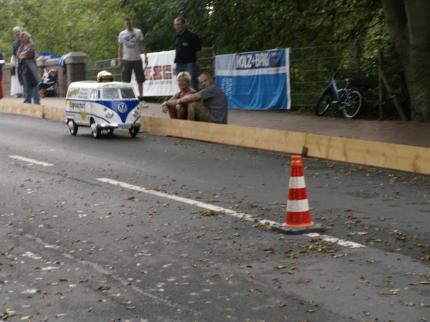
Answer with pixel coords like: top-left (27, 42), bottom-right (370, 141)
top-left (86, 43), bottom-right (390, 117)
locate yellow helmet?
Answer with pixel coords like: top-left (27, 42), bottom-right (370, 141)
top-left (97, 70), bottom-right (114, 82)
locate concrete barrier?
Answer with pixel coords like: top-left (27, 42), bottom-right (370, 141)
top-left (1, 100), bottom-right (429, 175)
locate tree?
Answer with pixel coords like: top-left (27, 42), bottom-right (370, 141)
top-left (0, 0), bottom-right (125, 60)
top-left (381, 0), bottom-right (430, 121)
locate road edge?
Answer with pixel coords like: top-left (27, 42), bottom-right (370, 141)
top-left (1, 100), bottom-right (429, 175)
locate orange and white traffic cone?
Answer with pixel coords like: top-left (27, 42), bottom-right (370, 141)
top-left (275, 155), bottom-right (324, 234)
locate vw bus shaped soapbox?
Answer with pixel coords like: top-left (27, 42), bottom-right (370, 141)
top-left (65, 81), bottom-right (142, 138)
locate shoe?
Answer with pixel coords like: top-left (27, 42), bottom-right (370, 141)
top-left (138, 96), bottom-right (144, 101)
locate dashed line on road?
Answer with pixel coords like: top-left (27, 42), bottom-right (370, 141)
top-left (9, 155), bottom-right (54, 167)
top-left (97, 177), bottom-right (366, 249)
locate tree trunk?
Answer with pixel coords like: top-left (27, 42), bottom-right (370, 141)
top-left (381, 0), bottom-right (430, 121)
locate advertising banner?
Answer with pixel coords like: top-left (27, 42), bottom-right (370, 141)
top-left (139, 50), bottom-right (179, 97)
top-left (215, 48), bottom-right (291, 110)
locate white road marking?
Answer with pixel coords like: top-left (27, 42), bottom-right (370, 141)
top-left (97, 178), bottom-right (365, 249)
top-left (305, 233), bottom-right (365, 249)
top-left (9, 155), bottom-right (54, 167)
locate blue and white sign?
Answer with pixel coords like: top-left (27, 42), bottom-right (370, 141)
top-left (215, 48), bottom-right (291, 110)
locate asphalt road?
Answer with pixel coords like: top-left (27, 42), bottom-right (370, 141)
top-left (0, 113), bottom-right (429, 322)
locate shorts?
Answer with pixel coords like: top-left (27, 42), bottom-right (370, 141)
top-left (122, 60), bottom-right (145, 83)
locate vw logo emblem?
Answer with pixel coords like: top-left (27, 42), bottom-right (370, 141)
top-left (118, 103), bottom-right (128, 113)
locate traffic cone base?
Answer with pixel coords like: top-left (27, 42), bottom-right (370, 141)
top-left (274, 222), bottom-right (325, 235)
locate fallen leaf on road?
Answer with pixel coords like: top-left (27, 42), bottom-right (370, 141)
top-left (199, 210), bottom-right (225, 216)
top-left (97, 285), bottom-right (111, 291)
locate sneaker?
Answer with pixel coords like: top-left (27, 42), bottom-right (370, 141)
top-left (138, 96), bottom-right (144, 101)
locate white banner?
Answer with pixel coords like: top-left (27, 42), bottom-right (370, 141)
top-left (133, 50), bottom-right (179, 97)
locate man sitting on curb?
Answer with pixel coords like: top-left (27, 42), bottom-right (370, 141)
top-left (176, 72), bottom-right (228, 124)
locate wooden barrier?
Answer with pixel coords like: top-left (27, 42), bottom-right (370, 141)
top-left (142, 116), bottom-right (306, 154)
top-left (0, 100), bottom-right (44, 118)
top-left (43, 105), bottom-right (65, 122)
top-left (142, 116), bottom-right (430, 175)
top-left (1, 101), bottom-right (429, 175)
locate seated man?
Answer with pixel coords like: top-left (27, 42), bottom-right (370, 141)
top-left (161, 72), bottom-right (196, 119)
top-left (176, 72), bottom-right (228, 124)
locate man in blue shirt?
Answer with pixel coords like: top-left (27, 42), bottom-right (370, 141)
top-left (12, 27), bottom-right (22, 58)
top-left (0, 51), bottom-right (4, 99)
top-left (11, 26), bottom-right (23, 97)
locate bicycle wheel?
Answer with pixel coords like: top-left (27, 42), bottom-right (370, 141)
top-left (315, 91), bottom-right (332, 116)
top-left (342, 90), bottom-right (362, 119)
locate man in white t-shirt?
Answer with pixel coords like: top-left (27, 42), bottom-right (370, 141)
top-left (118, 17), bottom-right (148, 100)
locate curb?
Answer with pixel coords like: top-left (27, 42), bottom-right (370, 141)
top-left (1, 100), bottom-right (429, 175)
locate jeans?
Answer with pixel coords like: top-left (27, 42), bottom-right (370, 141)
top-left (176, 62), bottom-right (199, 90)
top-left (23, 82), bottom-right (40, 105)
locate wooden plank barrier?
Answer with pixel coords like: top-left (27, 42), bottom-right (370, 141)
top-left (1, 100), bottom-right (429, 175)
top-left (43, 105), bottom-right (66, 122)
top-left (142, 116), bottom-right (430, 175)
top-left (0, 100), bottom-right (44, 118)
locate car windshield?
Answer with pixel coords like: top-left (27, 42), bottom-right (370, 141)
top-left (120, 88), bottom-right (136, 99)
top-left (103, 88), bottom-right (120, 100)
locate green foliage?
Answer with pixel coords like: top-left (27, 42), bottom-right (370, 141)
top-left (0, 0), bottom-right (125, 60)
top-left (0, 0), bottom-right (392, 63)
top-left (121, 0), bottom-right (389, 53)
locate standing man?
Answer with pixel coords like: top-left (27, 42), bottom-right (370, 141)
top-left (174, 16), bottom-right (201, 90)
top-left (11, 26), bottom-right (23, 97)
top-left (0, 50), bottom-right (4, 99)
top-left (118, 17), bottom-right (148, 101)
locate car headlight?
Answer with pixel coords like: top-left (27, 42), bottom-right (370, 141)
top-left (106, 111), bottom-right (114, 119)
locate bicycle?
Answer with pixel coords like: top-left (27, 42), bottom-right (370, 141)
top-left (315, 70), bottom-right (363, 119)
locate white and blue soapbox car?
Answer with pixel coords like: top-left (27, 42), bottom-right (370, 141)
top-left (65, 81), bottom-right (142, 138)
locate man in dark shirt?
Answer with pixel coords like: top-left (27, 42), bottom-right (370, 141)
top-left (177, 73), bottom-right (228, 124)
top-left (174, 16), bottom-right (201, 90)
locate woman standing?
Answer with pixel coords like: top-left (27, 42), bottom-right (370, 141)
top-left (17, 31), bottom-right (40, 104)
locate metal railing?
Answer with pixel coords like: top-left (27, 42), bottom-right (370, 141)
top-left (86, 46), bottom-right (216, 82)
top-left (87, 43), bottom-right (380, 113)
